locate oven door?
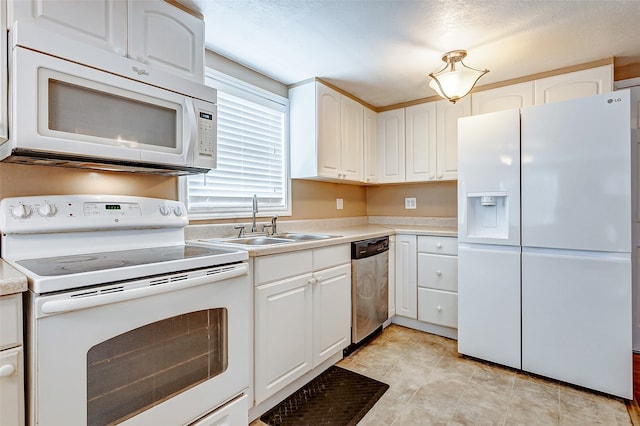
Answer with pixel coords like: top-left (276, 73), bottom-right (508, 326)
top-left (26, 263), bottom-right (250, 426)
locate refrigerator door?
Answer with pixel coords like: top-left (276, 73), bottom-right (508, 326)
top-left (521, 248), bottom-right (632, 399)
top-left (521, 91), bottom-right (631, 252)
top-left (458, 243), bottom-right (521, 369)
top-left (458, 109), bottom-right (520, 246)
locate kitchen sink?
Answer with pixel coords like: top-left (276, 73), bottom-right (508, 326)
top-left (220, 236), bottom-right (295, 245)
top-left (204, 233), bottom-right (340, 247)
top-left (272, 233), bottom-right (339, 241)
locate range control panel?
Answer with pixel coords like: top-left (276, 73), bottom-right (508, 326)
top-left (0, 195), bottom-right (187, 234)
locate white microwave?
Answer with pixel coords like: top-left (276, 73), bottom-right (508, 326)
top-left (2, 46), bottom-right (217, 175)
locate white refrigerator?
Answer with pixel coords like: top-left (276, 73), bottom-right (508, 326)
top-left (458, 91), bottom-right (632, 399)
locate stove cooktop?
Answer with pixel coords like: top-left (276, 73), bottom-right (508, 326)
top-left (11, 243), bottom-right (248, 294)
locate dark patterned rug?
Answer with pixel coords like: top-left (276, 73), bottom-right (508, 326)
top-left (260, 365), bottom-right (389, 426)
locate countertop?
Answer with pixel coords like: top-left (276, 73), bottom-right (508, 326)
top-left (188, 219), bottom-right (457, 257)
top-left (0, 260), bottom-right (28, 296)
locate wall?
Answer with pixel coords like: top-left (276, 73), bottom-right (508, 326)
top-left (366, 181), bottom-right (457, 218)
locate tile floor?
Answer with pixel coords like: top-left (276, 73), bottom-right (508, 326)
top-left (254, 324), bottom-right (632, 425)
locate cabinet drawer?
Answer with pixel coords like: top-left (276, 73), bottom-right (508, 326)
top-left (418, 236), bottom-right (457, 255)
top-left (255, 251), bottom-right (313, 285)
top-left (0, 294), bottom-right (22, 351)
top-left (313, 244), bottom-right (350, 270)
top-left (418, 288), bottom-right (457, 328)
top-left (0, 346), bottom-right (24, 426)
top-left (418, 253), bottom-right (458, 292)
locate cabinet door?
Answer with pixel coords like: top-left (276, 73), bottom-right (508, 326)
top-left (317, 84), bottom-right (342, 179)
top-left (377, 109), bottom-right (405, 183)
top-left (9, 0), bottom-right (127, 55)
top-left (312, 264), bottom-right (351, 366)
top-left (0, 346), bottom-right (24, 426)
top-left (128, 0), bottom-right (205, 82)
top-left (254, 274), bottom-right (313, 404)
top-left (436, 97), bottom-right (469, 181)
top-left (341, 96), bottom-right (364, 181)
top-left (364, 107), bottom-right (378, 183)
top-left (388, 236), bottom-right (396, 318)
top-left (405, 103), bottom-right (436, 182)
top-left (395, 235), bottom-right (417, 319)
top-left (534, 65), bottom-right (613, 105)
top-left (471, 82), bottom-right (534, 115)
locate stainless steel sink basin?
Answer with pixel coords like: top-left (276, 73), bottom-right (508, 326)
top-left (221, 236), bottom-right (295, 246)
top-left (272, 233), bottom-right (340, 241)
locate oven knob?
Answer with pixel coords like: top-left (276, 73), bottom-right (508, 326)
top-left (11, 204), bottom-right (32, 219)
top-left (159, 205), bottom-right (171, 216)
top-left (38, 202), bottom-right (57, 218)
top-left (173, 206), bottom-right (184, 216)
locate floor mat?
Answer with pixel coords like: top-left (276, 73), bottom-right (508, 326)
top-left (260, 365), bottom-right (389, 426)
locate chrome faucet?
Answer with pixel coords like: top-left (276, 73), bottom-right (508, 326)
top-left (250, 194), bottom-right (258, 233)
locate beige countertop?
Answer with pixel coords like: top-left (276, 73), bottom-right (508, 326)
top-left (189, 221), bottom-right (457, 257)
top-left (0, 260), bottom-right (28, 296)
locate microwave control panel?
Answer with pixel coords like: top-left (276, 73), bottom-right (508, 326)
top-left (197, 109), bottom-right (216, 158)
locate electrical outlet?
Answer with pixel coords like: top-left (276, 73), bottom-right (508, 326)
top-left (405, 197), bottom-right (417, 209)
top-left (336, 198), bottom-right (344, 210)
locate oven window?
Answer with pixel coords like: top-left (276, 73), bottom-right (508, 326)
top-left (86, 309), bottom-right (228, 425)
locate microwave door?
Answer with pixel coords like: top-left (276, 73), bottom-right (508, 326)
top-left (12, 47), bottom-right (143, 163)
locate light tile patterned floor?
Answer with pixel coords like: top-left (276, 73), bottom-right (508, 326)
top-left (253, 324), bottom-right (632, 425)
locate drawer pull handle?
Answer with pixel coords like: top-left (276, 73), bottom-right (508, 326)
top-left (435, 243), bottom-right (442, 248)
top-left (0, 363), bottom-right (15, 377)
top-left (436, 305), bottom-right (442, 312)
top-left (436, 270), bottom-right (442, 276)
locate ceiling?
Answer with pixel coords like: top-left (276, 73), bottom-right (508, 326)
top-left (185, 0), bottom-right (640, 108)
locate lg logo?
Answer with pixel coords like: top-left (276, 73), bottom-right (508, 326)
top-left (607, 98), bottom-right (622, 103)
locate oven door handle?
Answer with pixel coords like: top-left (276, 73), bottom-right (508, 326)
top-left (40, 263), bottom-right (249, 315)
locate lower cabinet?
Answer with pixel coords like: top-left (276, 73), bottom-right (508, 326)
top-left (253, 245), bottom-right (351, 405)
top-left (0, 293), bottom-right (24, 426)
top-left (394, 234), bottom-right (458, 332)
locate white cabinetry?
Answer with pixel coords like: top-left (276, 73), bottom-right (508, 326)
top-left (364, 107), bottom-right (378, 183)
top-left (377, 109), bottom-right (405, 183)
top-left (405, 103), bottom-right (436, 182)
top-left (472, 66), bottom-right (613, 115)
top-left (290, 81), bottom-right (364, 182)
top-left (0, 294), bottom-right (24, 426)
top-left (395, 234), bottom-right (417, 319)
top-left (436, 98), bottom-right (469, 180)
top-left (472, 81), bottom-right (535, 115)
top-left (378, 99), bottom-right (468, 183)
top-left (534, 65), bottom-right (612, 105)
top-left (253, 245), bottom-right (350, 404)
top-left (417, 236), bottom-right (458, 328)
top-left (388, 236), bottom-right (396, 318)
top-left (9, 0), bottom-right (204, 82)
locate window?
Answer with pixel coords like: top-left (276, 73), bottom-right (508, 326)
top-left (183, 70), bottom-right (289, 219)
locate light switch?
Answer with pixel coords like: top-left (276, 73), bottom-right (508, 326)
top-left (336, 198), bottom-right (344, 210)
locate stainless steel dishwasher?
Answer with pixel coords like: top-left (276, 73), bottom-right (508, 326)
top-left (350, 236), bottom-right (389, 346)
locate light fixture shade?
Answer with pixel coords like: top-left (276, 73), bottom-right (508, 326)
top-left (429, 50), bottom-right (489, 103)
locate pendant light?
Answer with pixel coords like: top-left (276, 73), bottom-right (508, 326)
top-left (428, 50), bottom-right (489, 103)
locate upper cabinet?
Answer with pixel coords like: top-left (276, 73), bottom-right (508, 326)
top-left (471, 81), bottom-right (535, 115)
top-left (534, 65), bottom-right (613, 105)
top-left (363, 108), bottom-right (378, 184)
top-left (472, 65), bottom-right (613, 115)
top-left (290, 80), bottom-right (365, 183)
top-left (378, 97), bottom-right (469, 184)
top-left (8, 0), bottom-right (205, 82)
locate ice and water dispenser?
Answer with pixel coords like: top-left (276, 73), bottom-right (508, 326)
top-left (465, 192), bottom-right (509, 239)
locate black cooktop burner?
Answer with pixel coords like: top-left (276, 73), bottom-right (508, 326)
top-left (16, 244), bottom-right (231, 277)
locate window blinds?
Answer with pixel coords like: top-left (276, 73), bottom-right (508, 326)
top-left (187, 91), bottom-right (287, 217)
